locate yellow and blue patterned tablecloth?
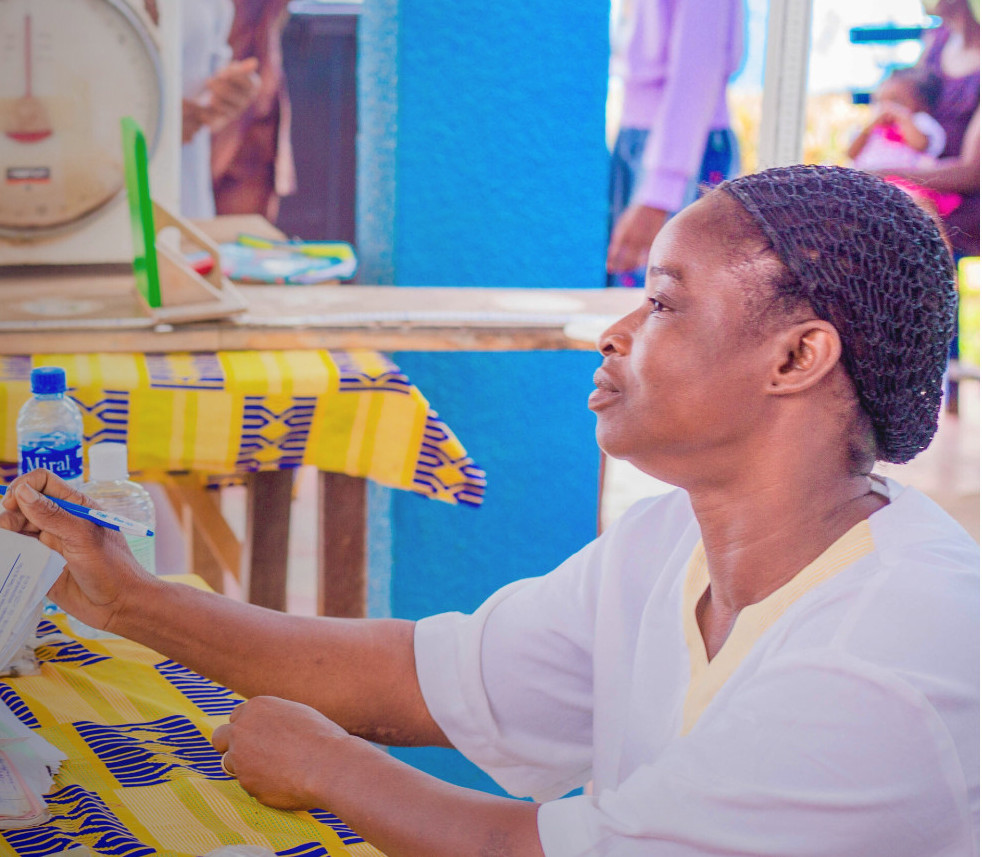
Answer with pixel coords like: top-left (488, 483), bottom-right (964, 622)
top-left (0, 579), bottom-right (384, 855)
top-left (0, 351), bottom-right (485, 507)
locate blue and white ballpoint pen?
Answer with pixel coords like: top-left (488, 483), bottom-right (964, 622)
top-left (0, 485), bottom-right (155, 538)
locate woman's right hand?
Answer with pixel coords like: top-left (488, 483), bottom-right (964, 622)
top-left (0, 470), bottom-right (152, 634)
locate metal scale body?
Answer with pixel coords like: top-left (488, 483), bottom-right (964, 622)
top-left (0, 0), bottom-right (181, 266)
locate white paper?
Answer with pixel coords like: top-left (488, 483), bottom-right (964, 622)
top-left (0, 701), bottom-right (65, 796)
top-left (0, 530), bottom-right (65, 672)
top-left (0, 531), bottom-right (68, 821)
top-left (0, 752), bottom-right (47, 823)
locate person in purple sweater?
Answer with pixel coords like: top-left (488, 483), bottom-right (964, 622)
top-left (606, 0), bottom-right (745, 286)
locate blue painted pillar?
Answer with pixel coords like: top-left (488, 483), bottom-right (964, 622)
top-left (357, 0), bottom-right (610, 793)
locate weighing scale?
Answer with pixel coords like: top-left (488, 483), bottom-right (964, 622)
top-left (0, 0), bottom-right (181, 266)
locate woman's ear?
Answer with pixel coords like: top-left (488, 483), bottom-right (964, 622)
top-left (765, 320), bottom-right (843, 395)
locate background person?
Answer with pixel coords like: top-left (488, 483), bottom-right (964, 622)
top-left (899, 0), bottom-right (980, 410)
top-left (605, 0), bottom-right (745, 285)
top-left (848, 66), bottom-right (961, 215)
top-left (3, 167), bottom-right (976, 857)
top-left (180, 0), bottom-right (260, 219)
top-left (884, 0), bottom-right (980, 257)
top-left (211, 0), bottom-right (296, 222)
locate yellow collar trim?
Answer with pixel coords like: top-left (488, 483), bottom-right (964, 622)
top-left (680, 520), bottom-right (875, 735)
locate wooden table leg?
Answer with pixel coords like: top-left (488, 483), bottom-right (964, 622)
top-left (158, 474), bottom-right (242, 593)
top-left (242, 470), bottom-right (294, 611)
top-left (317, 472), bottom-right (367, 617)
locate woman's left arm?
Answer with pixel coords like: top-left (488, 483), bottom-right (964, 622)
top-left (212, 696), bottom-right (545, 857)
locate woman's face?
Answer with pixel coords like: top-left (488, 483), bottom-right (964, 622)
top-left (922, 0), bottom-right (976, 25)
top-left (589, 196), bottom-right (790, 484)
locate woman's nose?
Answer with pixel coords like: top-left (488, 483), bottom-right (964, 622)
top-left (598, 312), bottom-right (635, 356)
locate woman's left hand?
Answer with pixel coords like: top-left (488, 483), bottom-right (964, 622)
top-left (212, 696), bottom-right (352, 810)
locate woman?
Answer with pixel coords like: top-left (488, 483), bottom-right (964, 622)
top-left (210, 0), bottom-right (296, 222)
top-left (2, 166), bottom-right (977, 857)
top-left (180, 0), bottom-right (259, 219)
top-left (904, 0), bottom-right (980, 257)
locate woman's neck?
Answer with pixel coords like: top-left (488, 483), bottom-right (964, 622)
top-left (688, 470), bottom-right (886, 616)
top-left (942, 19), bottom-right (981, 68)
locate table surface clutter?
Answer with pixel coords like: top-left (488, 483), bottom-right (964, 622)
top-left (0, 579), bottom-right (384, 855)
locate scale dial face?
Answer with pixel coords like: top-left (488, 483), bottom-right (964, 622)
top-left (0, 0), bottom-right (163, 238)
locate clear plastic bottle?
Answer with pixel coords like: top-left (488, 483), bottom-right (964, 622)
top-left (17, 367), bottom-right (84, 488)
top-left (71, 443), bottom-right (157, 640)
top-left (81, 442), bottom-right (156, 574)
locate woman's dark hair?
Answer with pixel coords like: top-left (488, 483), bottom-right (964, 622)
top-left (886, 66), bottom-right (944, 112)
top-left (717, 165), bottom-right (957, 465)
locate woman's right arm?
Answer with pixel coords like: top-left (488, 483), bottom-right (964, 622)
top-left (870, 107), bottom-right (980, 195)
top-left (906, 107), bottom-right (980, 194)
top-left (0, 470), bottom-right (449, 748)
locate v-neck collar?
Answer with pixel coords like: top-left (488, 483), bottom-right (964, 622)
top-left (679, 519), bottom-right (876, 735)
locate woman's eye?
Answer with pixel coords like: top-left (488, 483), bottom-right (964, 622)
top-left (648, 298), bottom-right (667, 314)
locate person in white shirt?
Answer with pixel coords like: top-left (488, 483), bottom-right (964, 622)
top-left (2, 165), bottom-right (976, 857)
top-left (180, 0), bottom-right (259, 219)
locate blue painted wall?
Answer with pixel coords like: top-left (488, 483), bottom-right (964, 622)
top-left (395, 5), bottom-right (610, 287)
top-left (359, 1), bottom-right (610, 288)
top-left (389, 351), bottom-right (602, 616)
top-left (358, 0), bottom-right (610, 793)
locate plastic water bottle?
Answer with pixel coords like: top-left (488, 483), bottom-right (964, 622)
top-left (69, 443), bottom-right (157, 640)
top-left (81, 442), bottom-right (156, 574)
top-left (17, 367), bottom-right (84, 488)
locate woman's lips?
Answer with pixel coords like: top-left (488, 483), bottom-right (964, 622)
top-left (589, 369), bottom-right (620, 409)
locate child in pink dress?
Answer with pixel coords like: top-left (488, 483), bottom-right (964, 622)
top-left (848, 67), bottom-right (962, 217)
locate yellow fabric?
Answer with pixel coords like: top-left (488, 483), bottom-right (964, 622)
top-left (680, 521), bottom-right (875, 735)
top-left (0, 350), bottom-right (485, 507)
top-left (958, 257), bottom-right (979, 368)
top-left (0, 598), bottom-right (386, 855)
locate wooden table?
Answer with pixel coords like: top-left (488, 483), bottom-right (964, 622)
top-left (0, 212), bottom-right (638, 350)
top-left (0, 280), bottom-right (637, 354)
top-left (0, 219), bottom-right (638, 617)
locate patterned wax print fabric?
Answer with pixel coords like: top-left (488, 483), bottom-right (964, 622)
top-left (0, 350), bottom-right (485, 508)
top-left (0, 579), bottom-right (384, 855)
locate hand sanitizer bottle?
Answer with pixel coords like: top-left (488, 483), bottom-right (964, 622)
top-left (70, 443), bottom-right (157, 639)
top-left (82, 442), bottom-right (156, 574)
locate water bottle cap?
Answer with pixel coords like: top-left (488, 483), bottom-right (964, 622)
top-left (87, 442), bottom-right (130, 482)
top-left (30, 367), bottom-right (67, 395)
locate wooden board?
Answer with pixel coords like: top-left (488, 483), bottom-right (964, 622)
top-left (0, 213), bottom-right (639, 352)
top-left (119, 119), bottom-right (246, 324)
top-left (0, 215), bottom-right (279, 331)
top-left (0, 268), bottom-right (153, 328)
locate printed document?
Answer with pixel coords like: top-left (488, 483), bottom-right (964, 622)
top-left (0, 529), bottom-right (67, 826)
